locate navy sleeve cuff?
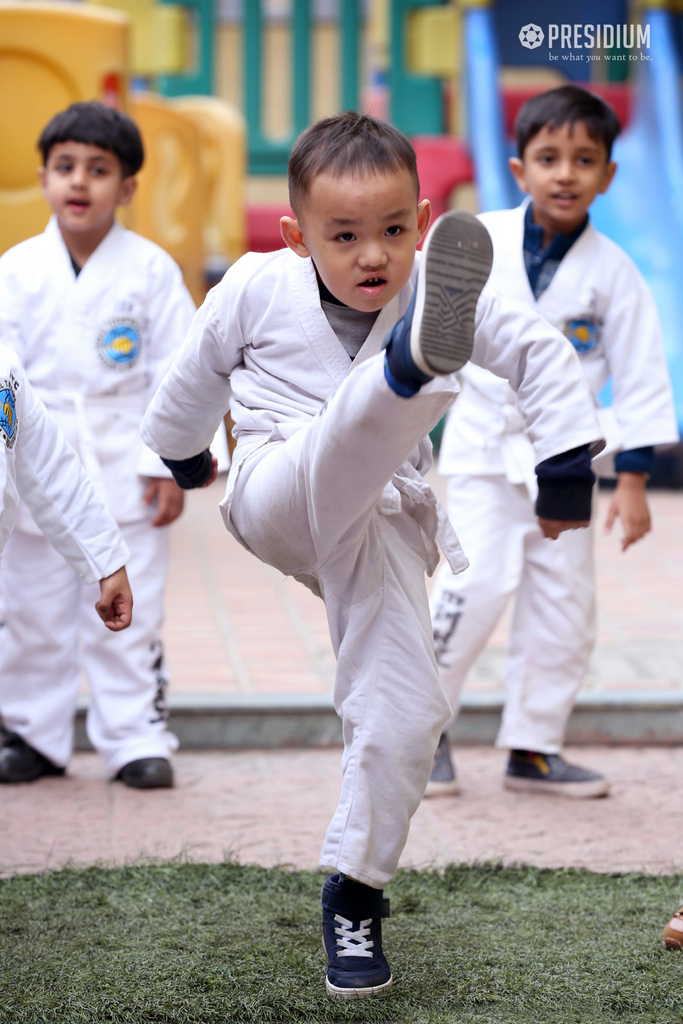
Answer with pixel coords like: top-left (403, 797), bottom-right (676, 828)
top-left (535, 444), bottom-right (595, 521)
top-left (161, 450), bottom-right (213, 489)
top-left (614, 446), bottom-right (655, 476)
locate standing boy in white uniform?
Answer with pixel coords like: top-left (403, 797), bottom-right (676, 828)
top-left (427, 87), bottom-right (678, 800)
top-left (0, 102), bottom-right (195, 789)
top-left (142, 112), bottom-right (604, 998)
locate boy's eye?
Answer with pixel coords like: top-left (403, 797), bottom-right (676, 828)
top-left (385, 225), bottom-right (402, 237)
top-left (336, 232), bottom-right (356, 243)
top-left (56, 162), bottom-right (73, 173)
top-left (91, 166), bottom-right (108, 176)
top-left (539, 155), bottom-right (555, 165)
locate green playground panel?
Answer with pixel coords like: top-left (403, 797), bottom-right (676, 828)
top-left (389, 0), bottom-right (448, 136)
top-left (246, 0), bottom-right (362, 175)
top-left (157, 0), bottom-right (214, 96)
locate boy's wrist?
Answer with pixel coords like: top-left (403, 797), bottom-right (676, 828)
top-left (616, 471), bottom-right (648, 490)
top-left (161, 450), bottom-right (213, 489)
top-left (534, 444), bottom-right (595, 521)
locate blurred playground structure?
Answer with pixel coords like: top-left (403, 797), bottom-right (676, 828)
top-left (1, 0), bottom-right (683, 446)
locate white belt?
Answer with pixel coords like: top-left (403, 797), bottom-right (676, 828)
top-left (378, 463), bottom-right (469, 577)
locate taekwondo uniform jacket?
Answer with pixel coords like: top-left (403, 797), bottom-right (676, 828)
top-left (439, 201), bottom-right (679, 493)
top-left (0, 217), bottom-right (196, 530)
top-left (142, 246), bottom-right (603, 574)
top-left (0, 344), bottom-right (128, 582)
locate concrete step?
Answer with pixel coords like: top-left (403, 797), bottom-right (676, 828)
top-left (74, 690), bottom-right (683, 750)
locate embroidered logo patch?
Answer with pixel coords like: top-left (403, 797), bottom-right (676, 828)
top-left (564, 317), bottom-right (599, 355)
top-left (0, 372), bottom-right (20, 449)
top-left (97, 319), bottom-right (141, 369)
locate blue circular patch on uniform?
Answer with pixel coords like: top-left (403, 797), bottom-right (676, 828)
top-left (566, 318), bottom-right (597, 355)
top-left (0, 386), bottom-right (17, 447)
top-left (98, 320), bottom-right (141, 369)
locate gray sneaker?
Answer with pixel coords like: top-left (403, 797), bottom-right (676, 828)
top-left (504, 751), bottom-right (610, 799)
top-left (424, 733), bottom-right (460, 797)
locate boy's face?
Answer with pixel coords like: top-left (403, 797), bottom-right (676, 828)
top-left (38, 141), bottom-right (136, 237)
top-left (509, 120), bottom-right (616, 236)
top-left (281, 168), bottom-right (431, 311)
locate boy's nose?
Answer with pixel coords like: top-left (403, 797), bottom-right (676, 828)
top-left (359, 246), bottom-right (387, 269)
top-left (556, 161), bottom-right (576, 181)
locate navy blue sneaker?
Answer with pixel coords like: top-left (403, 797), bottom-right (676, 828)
top-left (384, 211), bottom-right (493, 396)
top-left (424, 732), bottom-right (460, 797)
top-left (504, 750), bottom-right (610, 799)
top-left (322, 874), bottom-right (393, 999)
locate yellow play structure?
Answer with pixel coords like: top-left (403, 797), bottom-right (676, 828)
top-left (0, 0), bottom-right (246, 302)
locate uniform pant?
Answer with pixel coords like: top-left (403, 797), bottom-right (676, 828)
top-left (229, 354), bottom-right (456, 889)
top-left (430, 474), bottom-right (595, 753)
top-left (0, 518), bottom-right (178, 777)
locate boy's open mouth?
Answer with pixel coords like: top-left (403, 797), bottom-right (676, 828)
top-left (552, 191), bottom-right (579, 205)
top-left (67, 199), bottom-right (90, 211)
top-left (358, 275), bottom-right (387, 296)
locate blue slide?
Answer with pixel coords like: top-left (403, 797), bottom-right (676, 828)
top-left (464, 5), bottom-right (683, 432)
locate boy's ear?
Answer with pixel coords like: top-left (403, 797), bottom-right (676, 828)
top-left (416, 199), bottom-right (432, 244)
top-left (508, 157), bottom-right (529, 194)
top-left (117, 175), bottom-right (137, 208)
top-left (598, 161), bottom-right (617, 195)
top-left (37, 166), bottom-right (47, 193)
top-left (280, 216), bottom-right (311, 258)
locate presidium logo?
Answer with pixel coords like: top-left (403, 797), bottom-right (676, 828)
top-left (519, 23), bottom-right (544, 49)
top-left (518, 23), bottom-right (651, 50)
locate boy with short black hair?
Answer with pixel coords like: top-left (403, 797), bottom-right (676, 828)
top-left (427, 86), bottom-right (678, 800)
top-left (0, 102), bottom-right (195, 788)
top-left (142, 111), bottom-right (603, 997)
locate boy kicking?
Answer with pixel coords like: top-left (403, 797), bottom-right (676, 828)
top-left (427, 87), bottom-right (678, 800)
top-left (143, 113), bottom-right (603, 997)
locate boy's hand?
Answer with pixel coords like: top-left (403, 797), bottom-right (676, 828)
top-left (142, 477), bottom-right (185, 526)
top-left (96, 567), bottom-right (133, 631)
top-left (538, 518), bottom-right (590, 540)
top-left (203, 454), bottom-right (219, 488)
top-left (605, 472), bottom-right (650, 551)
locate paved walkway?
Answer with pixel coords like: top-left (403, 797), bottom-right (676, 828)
top-left (6, 473), bottom-right (679, 880)
top-left (2, 747), bottom-right (682, 876)
top-left (163, 474), bottom-right (683, 698)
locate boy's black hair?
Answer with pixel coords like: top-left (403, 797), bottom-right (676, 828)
top-left (288, 111), bottom-right (419, 214)
top-left (38, 102), bottom-right (144, 177)
top-left (515, 85), bottom-right (621, 160)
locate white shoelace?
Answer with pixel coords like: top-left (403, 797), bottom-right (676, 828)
top-left (333, 914), bottom-right (375, 958)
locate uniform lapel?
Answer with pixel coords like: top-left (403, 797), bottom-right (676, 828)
top-left (292, 252), bottom-right (400, 386)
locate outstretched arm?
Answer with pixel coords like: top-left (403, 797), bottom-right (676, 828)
top-left (14, 365), bottom-right (130, 586)
top-left (471, 287), bottom-right (603, 531)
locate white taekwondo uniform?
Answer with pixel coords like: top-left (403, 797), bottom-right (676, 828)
top-left (0, 217), bottom-right (195, 776)
top-left (431, 201), bottom-right (679, 754)
top-left (0, 344), bottom-right (128, 576)
top-left (142, 245), bottom-right (602, 889)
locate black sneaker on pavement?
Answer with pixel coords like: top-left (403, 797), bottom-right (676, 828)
top-left (115, 757), bottom-right (174, 789)
top-left (424, 732), bottom-right (459, 797)
top-left (0, 731), bottom-right (65, 783)
top-left (322, 874), bottom-right (393, 1000)
top-left (384, 212), bottom-right (494, 394)
top-left (504, 750), bottom-right (610, 798)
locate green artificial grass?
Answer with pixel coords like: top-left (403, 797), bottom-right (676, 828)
top-left (0, 862), bottom-right (681, 1023)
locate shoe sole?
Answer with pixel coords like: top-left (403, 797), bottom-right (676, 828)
top-left (325, 975), bottom-right (394, 1000)
top-left (410, 210), bottom-right (493, 377)
top-left (118, 774), bottom-right (174, 789)
top-left (504, 776), bottom-right (611, 799)
top-left (423, 778), bottom-right (460, 798)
